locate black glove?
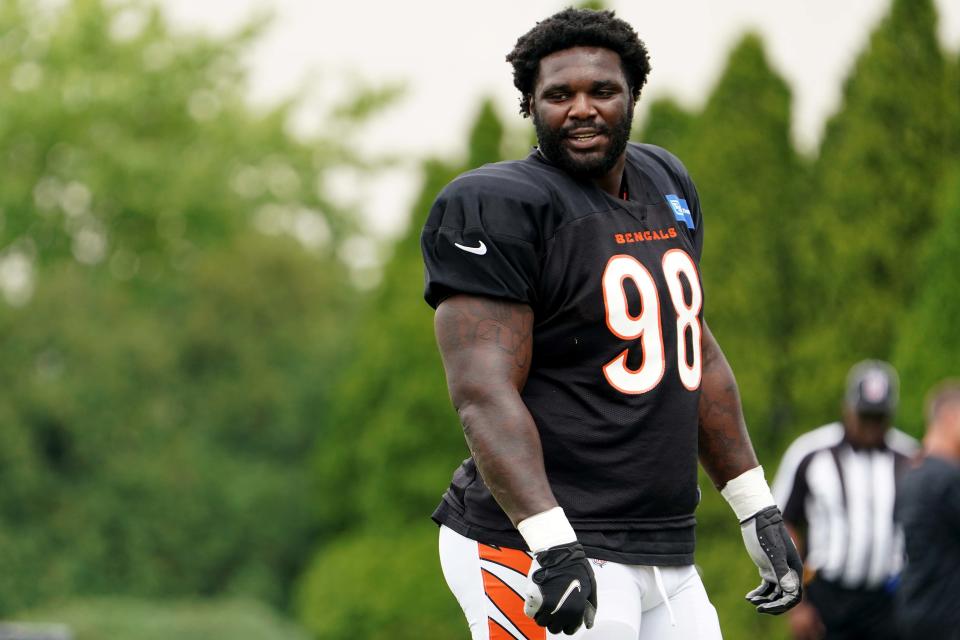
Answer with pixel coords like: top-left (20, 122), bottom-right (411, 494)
top-left (522, 542), bottom-right (597, 634)
top-left (740, 505), bottom-right (803, 614)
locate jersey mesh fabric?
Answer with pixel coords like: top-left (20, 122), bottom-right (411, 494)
top-left (423, 143), bottom-right (705, 564)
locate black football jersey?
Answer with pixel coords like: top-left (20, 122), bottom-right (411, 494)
top-left (421, 143), bottom-right (705, 565)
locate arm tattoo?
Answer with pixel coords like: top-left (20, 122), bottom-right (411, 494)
top-left (435, 296), bottom-right (533, 371)
top-left (434, 295), bottom-right (554, 522)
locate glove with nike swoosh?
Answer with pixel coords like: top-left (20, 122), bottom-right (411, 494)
top-left (722, 466), bottom-right (803, 615)
top-left (523, 542), bottom-right (597, 634)
top-left (517, 507), bottom-right (596, 635)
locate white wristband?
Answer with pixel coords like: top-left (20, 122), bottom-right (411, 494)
top-left (517, 507), bottom-right (577, 553)
top-left (720, 466), bottom-right (776, 522)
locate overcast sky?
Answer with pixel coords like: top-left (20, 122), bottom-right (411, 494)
top-left (159, 0), bottom-right (960, 238)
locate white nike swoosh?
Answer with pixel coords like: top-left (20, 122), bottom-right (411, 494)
top-left (453, 240), bottom-right (487, 255)
top-left (550, 579), bottom-right (582, 615)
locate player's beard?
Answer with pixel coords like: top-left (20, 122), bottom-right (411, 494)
top-left (533, 107), bottom-right (633, 180)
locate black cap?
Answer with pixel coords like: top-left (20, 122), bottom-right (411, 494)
top-left (845, 360), bottom-right (899, 415)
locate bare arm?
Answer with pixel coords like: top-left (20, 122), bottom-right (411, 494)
top-left (434, 294), bottom-right (557, 525)
top-left (698, 321), bottom-right (760, 489)
top-left (700, 322), bottom-right (805, 615)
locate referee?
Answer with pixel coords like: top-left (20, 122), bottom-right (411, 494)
top-left (772, 360), bottom-right (918, 640)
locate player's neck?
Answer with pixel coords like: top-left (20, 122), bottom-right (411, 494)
top-left (592, 154), bottom-right (627, 198)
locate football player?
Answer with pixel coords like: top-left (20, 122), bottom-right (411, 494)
top-left (421, 9), bottom-right (802, 639)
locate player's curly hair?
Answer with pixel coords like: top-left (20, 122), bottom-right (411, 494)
top-left (506, 8), bottom-right (651, 118)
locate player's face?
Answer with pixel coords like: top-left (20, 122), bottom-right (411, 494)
top-left (531, 46), bottom-right (633, 180)
top-left (844, 407), bottom-right (892, 449)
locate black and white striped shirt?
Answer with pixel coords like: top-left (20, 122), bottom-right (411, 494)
top-left (772, 422), bottom-right (918, 589)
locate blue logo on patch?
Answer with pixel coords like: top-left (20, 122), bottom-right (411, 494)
top-left (665, 194), bottom-right (695, 229)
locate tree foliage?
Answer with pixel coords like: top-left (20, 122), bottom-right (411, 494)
top-left (790, 0), bottom-right (950, 427)
top-left (0, 0), bottom-right (357, 284)
top-left (310, 99), bottom-right (505, 536)
top-left (672, 34), bottom-right (806, 447)
top-left (636, 97), bottom-right (696, 161)
top-left (0, 0), bottom-right (385, 618)
top-left (299, 100), bottom-right (507, 638)
top-left (0, 235), bottom-right (350, 613)
top-left (892, 167), bottom-right (960, 434)
top-left (296, 526), bottom-right (467, 640)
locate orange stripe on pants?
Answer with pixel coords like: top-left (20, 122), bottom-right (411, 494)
top-left (481, 567), bottom-right (545, 640)
top-left (479, 543), bottom-right (534, 577)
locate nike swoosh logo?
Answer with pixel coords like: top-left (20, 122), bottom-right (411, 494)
top-left (550, 579), bottom-right (582, 614)
top-left (453, 240), bottom-right (487, 255)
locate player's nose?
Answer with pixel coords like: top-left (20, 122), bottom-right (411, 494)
top-left (567, 93), bottom-right (597, 120)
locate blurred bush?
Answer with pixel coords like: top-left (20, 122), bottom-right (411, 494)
top-left (0, 236), bottom-right (347, 612)
top-left (789, 0), bottom-right (953, 431)
top-left (0, 0), bottom-right (388, 616)
top-left (0, 0), bottom-right (356, 277)
top-left (296, 524), bottom-right (467, 640)
top-left (893, 167), bottom-right (960, 425)
top-left (659, 33), bottom-right (807, 451)
top-left (19, 597), bottom-right (310, 640)
top-left (298, 102), bottom-right (503, 639)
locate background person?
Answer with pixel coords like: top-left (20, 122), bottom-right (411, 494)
top-left (772, 360), bottom-right (918, 640)
top-left (895, 380), bottom-right (960, 640)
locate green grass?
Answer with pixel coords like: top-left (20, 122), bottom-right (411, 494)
top-left (16, 597), bottom-right (310, 640)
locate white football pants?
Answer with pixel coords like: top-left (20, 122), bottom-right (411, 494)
top-left (439, 525), bottom-right (723, 640)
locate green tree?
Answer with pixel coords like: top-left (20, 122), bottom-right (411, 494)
top-left (300, 101), bottom-right (508, 638)
top-left (0, 0), bottom-right (363, 280)
top-left (467, 101), bottom-right (505, 169)
top-left (296, 526), bottom-right (467, 640)
top-left (678, 34), bottom-right (805, 448)
top-left (576, 0), bottom-right (607, 10)
top-left (791, 0), bottom-right (950, 427)
top-left (311, 99), bottom-right (504, 535)
top-left (892, 167), bottom-right (960, 434)
top-left (309, 157), bottom-right (463, 534)
top-left (635, 97), bottom-right (697, 161)
top-left (0, 0), bottom-right (388, 614)
top-left (945, 52), bottom-right (960, 167)
top-left (0, 235), bottom-right (351, 612)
